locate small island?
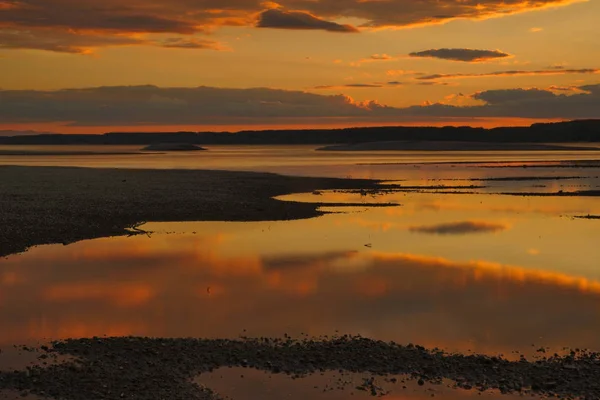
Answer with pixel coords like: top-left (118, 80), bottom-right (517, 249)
top-left (141, 143), bottom-right (206, 152)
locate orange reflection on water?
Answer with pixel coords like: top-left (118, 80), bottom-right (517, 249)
top-left (2, 227), bottom-right (600, 356)
top-left (373, 252), bottom-right (600, 295)
top-left (44, 282), bottom-right (155, 307)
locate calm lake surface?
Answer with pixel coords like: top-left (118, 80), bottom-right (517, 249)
top-left (1, 145), bottom-right (600, 399)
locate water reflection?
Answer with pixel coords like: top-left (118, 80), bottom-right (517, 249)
top-left (197, 368), bottom-right (529, 400)
top-left (2, 206), bottom-right (600, 356)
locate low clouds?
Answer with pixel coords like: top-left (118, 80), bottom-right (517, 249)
top-left (0, 0), bottom-right (583, 53)
top-left (1, 83), bottom-right (599, 126)
top-left (418, 68), bottom-right (600, 81)
top-left (409, 48), bottom-right (511, 62)
top-left (0, 86), bottom-right (380, 126)
top-left (0, 29), bottom-right (146, 53)
top-left (409, 221), bottom-right (508, 235)
top-left (257, 9), bottom-right (358, 33)
top-left (472, 88), bottom-right (557, 104)
top-left (0, 28), bottom-right (223, 53)
top-left (314, 83), bottom-right (403, 89)
top-left (159, 38), bottom-right (223, 50)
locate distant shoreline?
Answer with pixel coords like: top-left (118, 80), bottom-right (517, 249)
top-left (318, 141), bottom-right (600, 151)
top-left (1, 119), bottom-right (599, 146)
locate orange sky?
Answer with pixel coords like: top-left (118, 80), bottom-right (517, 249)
top-left (0, 0), bottom-right (598, 133)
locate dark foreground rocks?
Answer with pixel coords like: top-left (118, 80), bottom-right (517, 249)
top-left (1, 336), bottom-right (600, 400)
top-left (0, 166), bottom-right (383, 257)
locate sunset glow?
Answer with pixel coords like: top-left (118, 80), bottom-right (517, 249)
top-left (1, 0), bottom-right (598, 133)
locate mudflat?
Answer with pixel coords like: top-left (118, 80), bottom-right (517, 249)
top-left (0, 166), bottom-right (380, 258)
top-left (3, 337), bottom-right (600, 400)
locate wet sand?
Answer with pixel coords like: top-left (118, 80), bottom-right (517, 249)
top-left (0, 166), bottom-right (382, 258)
top-left (2, 166), bottom-right (600, 400)
top-left (2, 337), bottom-right (600, 400)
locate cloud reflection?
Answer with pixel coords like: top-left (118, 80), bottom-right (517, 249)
top-left (2, 234), bottom-right (600, 355)
top-left (409, 221), bottom-right (508, 235)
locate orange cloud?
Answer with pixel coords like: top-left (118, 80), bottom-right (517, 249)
top-left (418, 68), bottom-right (600, 81)
top-left (0, 0), bottom-right (585, 53)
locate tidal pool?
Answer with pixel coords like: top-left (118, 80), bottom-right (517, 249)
top-left (1, 148), bottom-right (600, 399)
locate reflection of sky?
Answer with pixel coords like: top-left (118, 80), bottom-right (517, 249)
top-left (0, 146), bottom-right (600, 181)
top-left (2, 189), bottom-right (600, 356)
top-left (197, 368), bottom-right (528, 400)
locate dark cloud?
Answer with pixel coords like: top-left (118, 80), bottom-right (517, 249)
top-left (404, 84), bottom-right (600, 119)
top-left (409, 48), bottom-right (511, 62)
top-left (0, 0), bottom-right (582, 52)
top-left (1, 83), bottom-right (599, 126)
top-left (418, 68), bottom-right (600, 81)
top-left (0, 28), bottom-right (223, 53)
top-left (0, 85), bottom-right (377, 125)
top-left (158, 37), bottom-right (223, 50)
top-left (472, 88), bottom-right (557, 104)
top-left (0, 28), bottom-right (146, 53)
top-left (409, 221), bottom-right (508, 235)
top-left (314, 82), bottom-right (403, 90)
top-left (276, 0), bottom-right (580, 28)
top-left (256, 9), bottom-right (358, 33)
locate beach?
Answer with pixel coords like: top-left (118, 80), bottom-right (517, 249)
top-left (0, 166), bottom-right (381, 258)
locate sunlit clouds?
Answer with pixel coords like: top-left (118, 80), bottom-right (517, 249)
top-left (0, 0), bottom-right (598, 130)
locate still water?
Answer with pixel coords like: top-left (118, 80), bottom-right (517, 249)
top-left (1, 146), bottom-right (600, 399)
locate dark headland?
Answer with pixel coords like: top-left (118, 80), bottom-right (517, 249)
top-left (1, 119), bottom-right (600, 146)
top-left (141, 143), bottom-right (206, 151)
top-left (318, 141), bottom-right (599, 151)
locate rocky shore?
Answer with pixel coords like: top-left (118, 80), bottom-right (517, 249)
top-left (0, 166), bottom-right (382, 258)
top-left (2, 336), bottom-right (600, 400)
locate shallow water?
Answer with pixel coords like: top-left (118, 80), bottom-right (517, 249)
top-left (196, 368), bottom-right (529, 400)
top-left (1, 144), bottom-right (600, 180)
top-left (1, 146), bottom-right (600, 399)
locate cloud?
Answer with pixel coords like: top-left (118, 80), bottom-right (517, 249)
top-left (314, 83), bottom-right (384, 89)
top-left (409, 221), bottom-right (508, 235)
top-left (315, 82), bottom-right (405, 89)
top-left (0, 0), bottom-right (584, 53)
top-left (418, 68), bottom-right (600, 81)
top-left (158, 37), bottom-right (224, 50)
top-left (0, 28), bottom-right (223, 53)
top-left (256, 9), bottom-right (358, 32)
top-left (472, 88), bottom-right (557, 104)
top-left (0, 28), bottom-right (146, 53)
top-left (409, 48), bottom-right (511, 62)
top-left (278, 0), bottom-right (583, 29)
top-left (407, 84), bottom-right (600, 119)
top-left (1, 83), bottom-right (600, 126)
top-left (349, 54), bottom-right (398, 66)
top-left (370, 54), bottom-right (393, 60)
top-left (0, 85), bottom-right (383, 125)
top-left (386, 70), bottom-right (421, 77)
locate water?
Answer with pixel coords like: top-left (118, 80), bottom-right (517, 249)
top-left (1, 145), bottom-right (600, 399)
top-left (1, 144), bottom-right (600, 179)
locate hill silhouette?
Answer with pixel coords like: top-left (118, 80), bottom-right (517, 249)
top-left (0, 120), bottom-right (599, 146)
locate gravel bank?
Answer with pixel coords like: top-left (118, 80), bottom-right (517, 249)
top-left (0, 166), bottom-right (382, 258)
top-left (2, 337), bottom-right (600, 400)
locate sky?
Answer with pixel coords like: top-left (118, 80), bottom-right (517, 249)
top-left (0, 0), bottom-right (599, 133)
